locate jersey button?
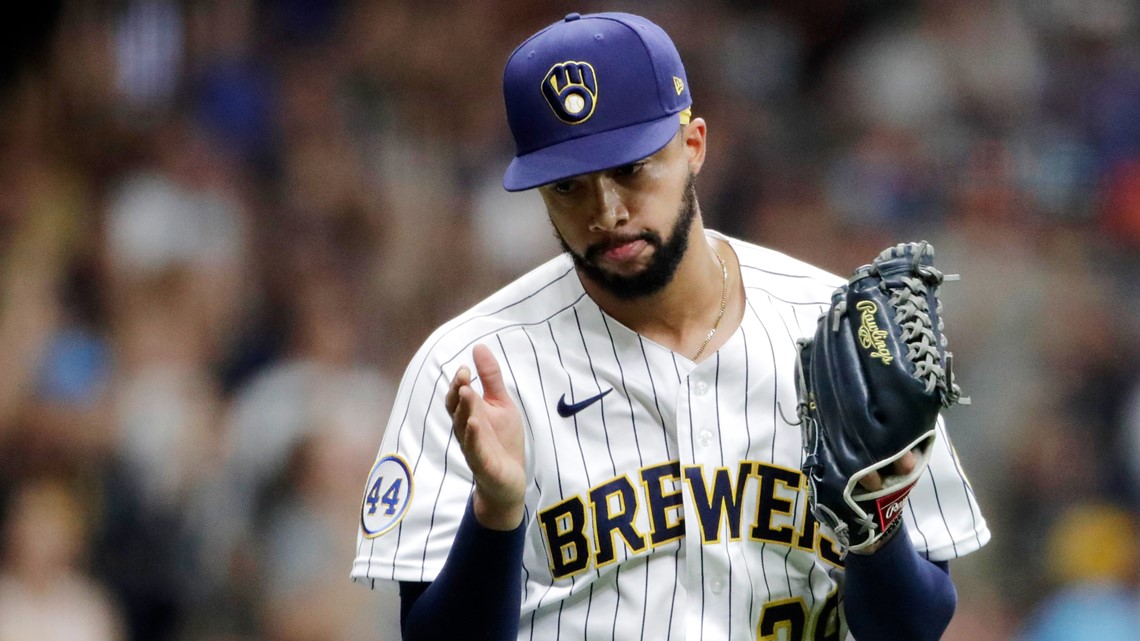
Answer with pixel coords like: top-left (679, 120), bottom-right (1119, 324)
top-left (694, 381), bottom-right (709, 396)
top-left (698, 429), bottom-right (714, 446)
top-left (710, 578), bottom-right (725, 595)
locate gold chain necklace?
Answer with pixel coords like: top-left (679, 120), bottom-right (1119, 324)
top-left (693, 250), bottom-right (728, 361)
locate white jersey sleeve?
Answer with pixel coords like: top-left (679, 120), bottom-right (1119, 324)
top-left (350, 331), bottom-right (476, 584)
top-left (904, 415), bottom-right (990, 561)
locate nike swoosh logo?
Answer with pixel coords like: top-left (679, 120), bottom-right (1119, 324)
top-left (557, 388), bottom-right (613, 418)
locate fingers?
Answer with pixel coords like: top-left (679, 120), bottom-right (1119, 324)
top-left (446, 343), bottom-right (504, 440)
top-left (859, 470), bottom-right (883, 492)
top-left (472, 344), bottom-right (509, 403)
top-left (445, 365), bottom-right (471, 415)
top-left (443, 345), bottom-right (527, 531)
top-left (454, 386), bottom-right (481, 440)
top-left (894, 451), bottom-right (918, 477)
top-left (460, 415), bottom-right (503, 478)
top-left (447, 366), bottom-right (474, 443)
top-left (858, 450), bottom-right (920, 492)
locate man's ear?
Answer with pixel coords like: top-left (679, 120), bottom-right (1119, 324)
top-left (683, 117), bottom-right (707, 175)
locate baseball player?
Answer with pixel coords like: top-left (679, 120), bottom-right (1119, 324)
top-left (352, 12), bottom-right (989, 641)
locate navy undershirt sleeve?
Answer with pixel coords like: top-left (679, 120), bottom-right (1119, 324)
top-left (843, 523), bottom-right (957, 641)
top-left (398, 498), bottom-right (526, 641)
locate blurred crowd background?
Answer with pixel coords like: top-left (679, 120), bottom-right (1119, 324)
top-left (1, 0), bottom-right (1138, 639)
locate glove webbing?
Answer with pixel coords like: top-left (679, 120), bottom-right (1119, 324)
top-left (888, 276), bottom-right (963, 406)
top-left (890, 278), bottom-right (941, 390)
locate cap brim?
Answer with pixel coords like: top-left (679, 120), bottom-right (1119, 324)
top-left (502, 112), bottom-right (683, 192)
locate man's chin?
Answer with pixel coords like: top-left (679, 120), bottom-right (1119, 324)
top-left (577, 261), bottom-right (675, 300)
top-left (590, 253), bottom-right (656, 279)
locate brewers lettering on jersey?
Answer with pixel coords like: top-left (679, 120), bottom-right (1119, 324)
top-left (351, 11), bottom-right (989, 641)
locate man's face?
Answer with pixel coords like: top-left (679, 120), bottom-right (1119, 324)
top-left (539, 126), bottom-right (703, 300)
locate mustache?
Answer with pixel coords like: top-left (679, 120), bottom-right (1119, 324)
top-left (584, 231), bottom-right (661, 261)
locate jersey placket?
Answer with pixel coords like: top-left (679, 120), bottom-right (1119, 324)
top-left (675, 354), bottom-right (738, 641)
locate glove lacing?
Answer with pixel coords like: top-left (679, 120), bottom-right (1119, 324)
top-left (887, 275), bottom-right (963, 406)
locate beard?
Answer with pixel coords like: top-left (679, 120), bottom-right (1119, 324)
top-left (555, 173), bottom-right (699, 301)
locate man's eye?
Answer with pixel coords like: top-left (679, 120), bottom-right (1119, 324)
top-left (613, 162), bottom-right (643, 177)
top-left (552, 180), bottom-right (576, 194)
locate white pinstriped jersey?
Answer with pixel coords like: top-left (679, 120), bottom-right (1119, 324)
top-left (352, 231), bottom-right (990, 641)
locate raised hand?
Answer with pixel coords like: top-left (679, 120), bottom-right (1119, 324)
top-left (445, 344), bottom-right (527, 530)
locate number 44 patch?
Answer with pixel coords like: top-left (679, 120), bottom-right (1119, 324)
top-left (360, 454), bottom-right (413, 538)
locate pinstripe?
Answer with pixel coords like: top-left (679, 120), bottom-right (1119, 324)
top-left (637, 557), bottom-right (650, 641)
top-left (741, 297), bottom-right (774, 606)
top-left (766, 296), bottom-right (811, 602)
top-left (737, 324), bottom-right (760, 629)
top-left (685, 377), bottom-right (709, 641)
top-left (610, 564), bottom-right (622, 641)
top-left (529, 325), bottom-right (564, 498)
top-left (791, 298), bottom-right (841, 619)
top-left (637, 336), bottom-right (671, 455)
top-left (710, 354), bottom-right (734, 641)
top-left (580, 308), bottom-right (618, 478)
top-left (385, 369), bottom-right (447, 578)
top-left (740, 264), bottom-right (835, 280)
top-left (727, 551), bottom-right (735, 637)
top-left (532, 544), bottom-right (560, 613)
top-left (570, 308), bottom-right (599, 488)
top-left (601, 314), bottom-right (645, 468)
top-left (523, 504), bottom-right (534, 607)
top-left (744, 285), bottom-right (835, 306)
top-left (907, 498), bottom-right (931, 552)
top-left (741, 320), bottom-right (753, 458)
top-left (547, 320), bottom-right (576, 498)
top-left (666, 552), bottom-right (679, 641)
top-left (419, 416), bottom-right (466, 582)
top-left (926, 462), bottom-right (959, 556)
top-left (555, 600), bottom-right (563, 641)
top-left (685, 377), bottom-right (697, 467)
top-left (503, 332), bottom-right (543, 503)
top-left (714, 353), bottom-right (724, 466)
top-left (781, 536), bottom-right (795, 597)
top-left (939, 423), bottom-right (985, 549)
top-left (583, 582), bottom-right (595, 641)
top-left (805, 561), bottom-right (817, 630)
top-left (743, 298), bottom-right (781, 468)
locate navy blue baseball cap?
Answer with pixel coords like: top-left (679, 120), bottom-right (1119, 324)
top-left (502, 12), bottom-right (692, 192)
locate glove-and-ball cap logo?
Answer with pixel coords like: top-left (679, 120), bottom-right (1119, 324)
top-left (542, 60), bottom-right (598, 124)
top-left (360, 454), bottom-right (414, 538)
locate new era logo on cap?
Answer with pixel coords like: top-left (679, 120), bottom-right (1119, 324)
top-left (502, 12), bottom-right (692, 191)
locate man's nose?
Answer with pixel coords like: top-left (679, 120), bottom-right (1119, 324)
top-left (588, 177), bottom-right (629, 232)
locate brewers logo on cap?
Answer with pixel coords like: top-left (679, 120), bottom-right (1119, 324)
top-left (542, 61), bottom-right (597, 124)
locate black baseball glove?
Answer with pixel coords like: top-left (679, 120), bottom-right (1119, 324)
top-left (795, 242), bottom-right (965, 555)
